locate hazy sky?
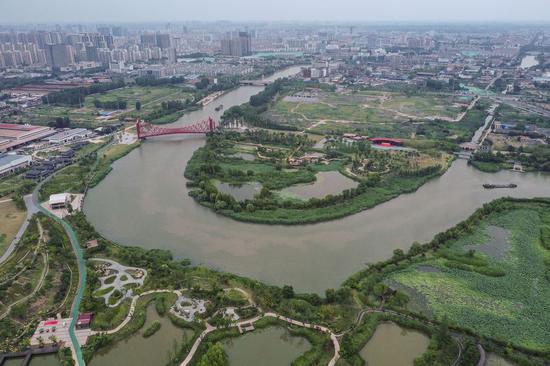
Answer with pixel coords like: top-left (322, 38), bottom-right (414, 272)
top-left (2, 0), bottom-right (550, 23)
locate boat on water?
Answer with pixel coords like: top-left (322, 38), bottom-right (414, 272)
top-left (215, 104), bottom-right (224, 111)
top-left (483, 183), bottom-right (518, 189)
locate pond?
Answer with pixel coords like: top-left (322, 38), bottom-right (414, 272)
top-left (464, 225), bottom-right (511, 260)
top-left (2, 358), bottom-right (25, 366)
top-left (359, 322), bottom-right (430, 366)
top-left (215, 181), bottom-right (262, 201)
top-left (279, 171), bottom-right (358, 199)
top-left (89, 303), bottom-right (192, 366)
top-left (28, 354), bottom-right (61, 366)
top-left (223, 326), bottom-right (311, 366)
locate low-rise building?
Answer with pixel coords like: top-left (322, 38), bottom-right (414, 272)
top-left (0, 153), bottom-right (32, 177)
top-left (49, 193), bottom-right (70, 209)
top-left (0, 123), bottom-right (55, 152)
top-left (45, 128), bottom-right (93, 144)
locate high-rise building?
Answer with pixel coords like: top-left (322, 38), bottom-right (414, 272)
top-left (140, 34), bottom-right (157, 47)
top-left (97, 48), bottom-right (112, 64)
top-left (220, 32), bottom-right (252, 57)
top-left (156, 34), bottom-right (171, 49)
top-left (86, 45), bottom-right (99, 62)
top-left (44, 44), bottom-right (75, 68)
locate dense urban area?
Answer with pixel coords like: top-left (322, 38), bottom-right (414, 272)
top-left (0, 19), bottom-right (549, 366)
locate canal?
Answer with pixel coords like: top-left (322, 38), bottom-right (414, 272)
top-left (85, 67), bottom-right (550, 294)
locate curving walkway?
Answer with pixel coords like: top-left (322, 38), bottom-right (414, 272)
top-left (178, 312), bottom-right (341, 366)
top-left (477, 344), bottom-right (487, 366)
top-left (95, 286), bottom-right (341, 366)
top-left (103, 289), bottom-right (181, 335)
top-left (0, 194), bottom-right (39, 265)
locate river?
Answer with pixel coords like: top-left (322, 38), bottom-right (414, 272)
top-left (85, 66), bottom-right (550, 294)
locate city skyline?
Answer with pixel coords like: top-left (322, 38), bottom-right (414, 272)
top-left (2, 0), bottom-right (550, 24)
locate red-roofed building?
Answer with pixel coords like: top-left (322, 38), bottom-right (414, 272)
top-left (0, 123), bottom-right (55, 152)
top-left (369, 138), bottom-right (404, 146)
top-left (76, 312), bottom-right (94, 329)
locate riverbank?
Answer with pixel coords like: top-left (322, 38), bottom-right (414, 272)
top-left (67, 195), bottom-right (550, 366)
top-left (344, 197), bottom-right (550, 363)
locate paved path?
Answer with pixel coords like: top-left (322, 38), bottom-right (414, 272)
top-left (178, 312), bottom-right (341, 366)
top-left (104, 289), bottom-right (181, 335)
top-left (0, 195), bottom-right (39, 265)
top-left (477, 344), bottom-right (487, 366)
top-left (96, 286), bottom-right (341, 366)
top-left (89, 258), bottom-right (148, 307)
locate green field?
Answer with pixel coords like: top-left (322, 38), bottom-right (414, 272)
top-left (0, 199), bottom-right (26, 256)
top-left (18, 85), bottom-right (193, 128)
top-left (386, 207), bottom-right (550, 351)
top-left (266, 90), bottom-right (469, 135)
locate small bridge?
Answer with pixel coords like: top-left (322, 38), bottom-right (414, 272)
top-left (239, 80), bottom-right (271, 86)
top-left (136, 118), bottom-right (216, 139)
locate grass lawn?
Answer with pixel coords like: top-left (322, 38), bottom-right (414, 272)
top-left (0, 199), bottom-right (26, 257)
top-left (387, 208), bottom-right (550, 351)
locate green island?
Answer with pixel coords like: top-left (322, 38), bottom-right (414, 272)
top-left (184, 129), bottom-right (451, 224)
top-left (142, 320), bottom-right (162, 338)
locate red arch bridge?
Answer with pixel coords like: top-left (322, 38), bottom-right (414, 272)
top-left (136, 117), bottom-right (216, 139)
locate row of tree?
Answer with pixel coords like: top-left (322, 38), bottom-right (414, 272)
top-left (43, 79), bottom-right (126, 106)
top-left (93, 99), bottom-right (127, 110)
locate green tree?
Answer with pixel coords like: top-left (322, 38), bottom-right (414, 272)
top-left (135, 100), bottom-right (142, 111)
top-left (282, 285), bottom-right (294, 298)
top-left (325, 288), bottom-right (336, 303)
top-left (392, 248), bottom-right (405, 261)
top-left (197, 342), bottom-right (228, 366)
